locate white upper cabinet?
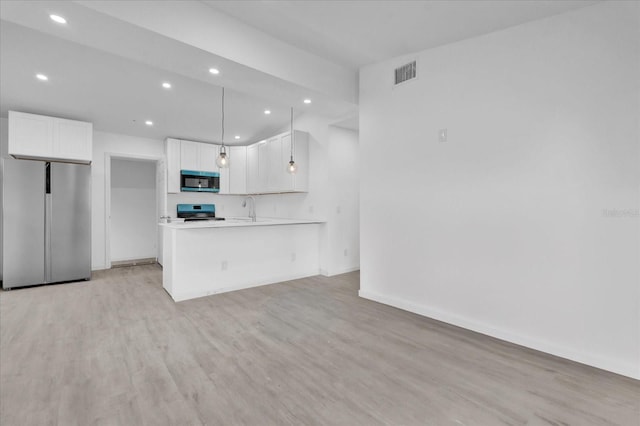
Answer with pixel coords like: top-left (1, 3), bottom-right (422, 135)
top-left (8, 112), bottom-right (50, 158)
top-left (242, 131), bottom-right (309, 194)
top-left (8, 111), bottom-right (92, 164)
top-left (199, 143), bottom-right (218, 173)
top-left (257, 140), bottom-right (269, 194)
top-left (53, 118), bottom-right (93, 162)
top-left (179, 141), bottom-right (199, 171)
top-left (180, 140), bottom-right (218, 172)
top-left (165, 131), bottom-right (308, 195)
top-left (229, 146), bottom-right (247, 194)
top-left (246, 143), bottom-right (260, 194)
top-left (266, 136), bottom-right (282, 192)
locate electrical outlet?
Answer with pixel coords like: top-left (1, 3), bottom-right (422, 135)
top-left (291, 253), bottom-right (296, 262)
top-left (221, 260), bottom-right (228, 271)
top-left (344, 248), bottom-right (348, 257)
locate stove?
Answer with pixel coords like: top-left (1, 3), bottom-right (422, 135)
top-left (177, 204), bottom-right (224, 221)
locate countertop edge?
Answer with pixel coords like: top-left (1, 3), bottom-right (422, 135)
top-left (159, 218), bottom-right (326, 229)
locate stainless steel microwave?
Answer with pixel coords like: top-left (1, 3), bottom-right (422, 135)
top-left (180, 170), bottom-right (220, 192)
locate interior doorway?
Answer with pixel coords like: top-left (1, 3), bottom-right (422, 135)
top-left (108, 157), bottom-right (158, 267)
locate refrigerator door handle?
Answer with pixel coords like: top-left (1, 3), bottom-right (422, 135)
top-left (45, 193), bottom-right (52, 283)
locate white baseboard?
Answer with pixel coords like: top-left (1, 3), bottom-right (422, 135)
top-left (359, 289), bottom-right (640, 380)
top-left (327, 265), bottom-right (360, 277)
top-left (320, 265), bottom-right (360, 277)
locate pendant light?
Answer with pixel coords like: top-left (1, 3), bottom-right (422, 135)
top-left (287, 107), bottom-right (297, 174)
top-left (216, 87), bottom-right (229, 168)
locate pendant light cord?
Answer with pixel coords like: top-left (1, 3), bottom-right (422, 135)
top-left (221, 87), bottom-right (225, 148)
top-left (290, 107), bottom-right (294, 161)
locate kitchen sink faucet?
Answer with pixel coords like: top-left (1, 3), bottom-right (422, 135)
top-left (242, 196), bottom-right (256, 222)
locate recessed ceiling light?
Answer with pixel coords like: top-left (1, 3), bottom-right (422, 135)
top-left (303, 99), bottom-right (311, 104)
top-left (36, 74), bottom-right (48, 81)
top-left (209, 68), bottom-right (220, 75)
top-left (145, 120), bottom-right (153, 126)
top-left (49, 14), bottom-right (67, 24)
top-left (264, 109), bottom-right (271, 115)
top-left (234, 135), bottom-right (240, 140)
top-left (162, 82), bottom-right (171, 89)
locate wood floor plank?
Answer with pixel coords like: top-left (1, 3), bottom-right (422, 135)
top-left (1, 265), bottom-right (638, 425)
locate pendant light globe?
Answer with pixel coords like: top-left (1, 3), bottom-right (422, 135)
top-left (287, 106), bottom-right (297, 174)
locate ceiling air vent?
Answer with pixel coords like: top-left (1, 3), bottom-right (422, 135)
top-left (394, 60), bottom-right (417, 85)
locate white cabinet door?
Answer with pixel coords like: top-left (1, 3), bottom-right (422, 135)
top-left (8, 111), bottom-right (53, 159)
top-left (229, 146), bottom-right (247, 194)
top-left (53, 118), bottom-right (92, 162)
top-left (291, 130), bottom-right (309, 192)
top-left (266, 136), bottom-right (282, 192)
top-left (246, 144), bottom-right (259, 193)
top-left (257, 141), bottom-right (269, 193)
top-left (180, 141), bottom-right (199, 171)
top-left (165, 138), bottom-right (181, 193)
top-left (199, 143), bottom-right (218, 173)
top-left (180, 141), bottom-right (218, 172)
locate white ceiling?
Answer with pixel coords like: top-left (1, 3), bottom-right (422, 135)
top-left (0, 21), bottom-right (295, 144)
top-left (204, 0), bottom-right (599, 70)
top-left (0, 0), bottom-right (599, 141)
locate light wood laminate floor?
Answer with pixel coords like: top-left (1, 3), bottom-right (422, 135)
top-left (1, 265), bottom-right (638, 425)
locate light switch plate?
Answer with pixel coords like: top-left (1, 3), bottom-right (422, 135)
top-left (439, 129), bottom-right (448, 142)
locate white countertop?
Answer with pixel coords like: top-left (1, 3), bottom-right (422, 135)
top-left (159, 217), bottom-right (325, 229)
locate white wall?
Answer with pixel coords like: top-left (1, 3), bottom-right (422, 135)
top-left (92, 131), bottom-right (164, 270)
top-left (0, 118), bottom-right (7, 280)
top-left (110, 158), bottom-right (157, 262)
top-left (359, 1), bottom-right (639, 379)
top-left (327, 126), bottom-right (360, 275)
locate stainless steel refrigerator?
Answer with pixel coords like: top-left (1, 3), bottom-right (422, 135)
top-left (1, 158), bottom-right (91, 289)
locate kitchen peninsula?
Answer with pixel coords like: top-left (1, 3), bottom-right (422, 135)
top-left (160, 218), bottom-right (324, 302)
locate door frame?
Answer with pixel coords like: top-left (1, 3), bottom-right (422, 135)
top-left (104, 152), bottom-right (164, 269)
